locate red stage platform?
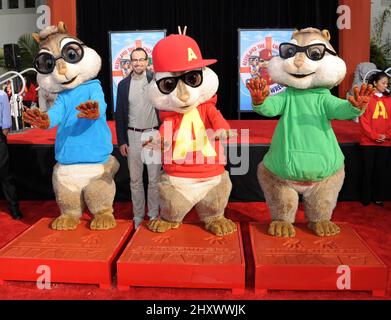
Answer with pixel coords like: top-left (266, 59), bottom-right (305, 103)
top-left (250, 223), bottom-right (388, 296)
top-left (7, 120), bottom-right (361, 145)
top-left (0, 218), bottom-right (133, 289)
top-left (0, 201), bottom-right (390, 299)
top-left (117, 223), bottom-right (245, 293)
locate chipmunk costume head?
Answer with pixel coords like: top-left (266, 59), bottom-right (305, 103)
top-left (146, 31), bottom-right (237, 236)
top-left (33, 22), bottom-right (101, 94)
top-left (268, 28), bottom-right (346, 90)
top-left (24, 22), bottom-right (119, 231)
top-left (148, 34), bottom-right (218, 114)
top-left (246, 28), bottom-right (374, 237)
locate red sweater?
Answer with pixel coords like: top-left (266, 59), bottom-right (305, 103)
top-left (23, 83), bottom-right (38, 103)
top-left (159, 95), bottom-right (230, 178)
top-left (359, 94), bottom-right (391, 146)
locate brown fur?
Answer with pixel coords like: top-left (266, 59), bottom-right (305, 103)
top-left (158, 172), bottom-right (232, 224)
top-left (52, 156), bottom-right (119, 230)
top-left (258, 163), bottom-right (299, 223)
top-left (84, 156), bottom-right (119, 215)
top-left (90, 208), bottom-right (117, 230)
top-left (292, 28), bottom-right (335, 52)
top-left (195, 171), bottom-right (232, 222)
top-left (33, 22), bottom-right (81, 60)
top-left (258, 162), bottom-right (345, 224)
top-left (52, 163), bottom-right (85, 218)
top-left (158, 173), bottom-right (195, 223)
top-left (33, 22), bottom-right (81, 79)
top-left (303, 167), bottom-right (345, 222)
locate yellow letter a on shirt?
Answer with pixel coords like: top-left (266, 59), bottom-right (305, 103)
top-left (173, 108), bottom-right (216, 161)
top-left (373, 101), bottom-right (388, 119)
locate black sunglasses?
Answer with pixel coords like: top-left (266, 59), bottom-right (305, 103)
top-left (279, 43), bottom-right (337, 61)
top-left (34, 41), bottom-right (85, 74)
top-left (156, 70), bottom-right (203, 95)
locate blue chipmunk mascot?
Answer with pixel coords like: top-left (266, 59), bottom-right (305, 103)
top-left (23, 22), bottom-right (119, 231)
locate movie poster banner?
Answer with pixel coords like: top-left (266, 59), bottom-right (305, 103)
top-left (238, 29), bottom-right (294, 113)
top-left (109, 30), bottom-right (166, 111)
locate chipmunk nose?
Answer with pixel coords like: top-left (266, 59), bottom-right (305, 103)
top-left (293, 52), bottom-right (307, 69)
top-left (177, 80), bottom-right (190, 103)
top-left (56, 59), bottom-right (68, 76)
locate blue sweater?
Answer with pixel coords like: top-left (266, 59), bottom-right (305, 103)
top-left (48, 79), bottom-right (113, 165)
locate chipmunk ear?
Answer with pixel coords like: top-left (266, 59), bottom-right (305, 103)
top-left (57, 21), bottom-right (68, 34)
top-left (322, 29), bottom-right (331, 41)
top-left (32, 33), bottom-right (41, 43)
top-left (291, 29), bottom-right (300, 39)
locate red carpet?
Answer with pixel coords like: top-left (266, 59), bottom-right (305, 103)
top-left (0, 200), bottom-right (389, 300)
top-left (8, 120), bottom-right (361, 145)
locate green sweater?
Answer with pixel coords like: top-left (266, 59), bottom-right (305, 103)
top-left (253, 87), bottom-right (362, 182)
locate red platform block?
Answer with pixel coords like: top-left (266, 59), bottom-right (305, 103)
top-left (250, 223), bottom-right (388, 296)
top-left (117, 223), bottom-right (245, 294)
top-left (0, 218), bottom-right (133, 289)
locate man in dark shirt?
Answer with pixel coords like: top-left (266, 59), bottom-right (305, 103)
top-left (0, 90), bottom-right (23, 219)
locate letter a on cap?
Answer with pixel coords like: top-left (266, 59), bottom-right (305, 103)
top-left (188, 48), bottom-right (198, 62)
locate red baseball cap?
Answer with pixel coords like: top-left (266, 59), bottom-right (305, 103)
top-left (259, 49), bottom-right (273, 61)
top-left (152, 34), bottom-right (217, 72)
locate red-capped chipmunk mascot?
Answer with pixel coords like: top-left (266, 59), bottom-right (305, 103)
top-left (145, 30), bottom-right (237, 237)
top-left (23, 22), bottom-right (119, 231)
top-left (246, 28), bottom-right (374, 237)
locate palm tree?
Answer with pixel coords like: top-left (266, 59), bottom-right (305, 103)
top-left (17, 33), bottom-right (40, 70)
top-left (0, 48), bottom-right (5, 70)
top-left (371, 7), bottom-right (391, 70)
top-left (0, 33), bottom-right (39, 71)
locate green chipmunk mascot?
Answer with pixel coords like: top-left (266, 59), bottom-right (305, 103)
top-left (23, 22), bottom-right (119, 231)
top-left (246, 28), bottom-right (374, 237)
top-left (145, 30), bottom-right (237, 237)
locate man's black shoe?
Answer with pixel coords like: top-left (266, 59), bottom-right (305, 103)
top-left (9, 207), bottom-right (23, 220)
top-left (374, 201), bottom-right (384, 207)
top-left (361, 200), bottom-right (370, 206)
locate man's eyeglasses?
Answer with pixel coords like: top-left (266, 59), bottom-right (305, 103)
top-left (279, 43), bottom-right (337, 61)
top-left (156, 70), bottom-right (203, 95)
top-left (34, 42), bottom-right (85, 74)
top-left (131, 58), bottom-right (148, 63)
